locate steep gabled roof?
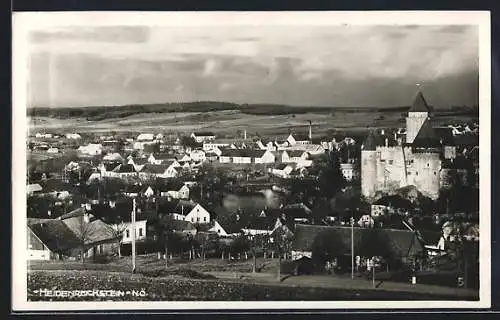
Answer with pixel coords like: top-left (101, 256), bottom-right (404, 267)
top-left (285, 150), bottom-right (308, 158)
top-left (292, 134), bottom-right (311, 141)
top-left (28, 220), bottom-right (81, 252)
top-left (193, 131), bottom-right (215, 137)
top-left (412, 118), bottom-right (441, 149)
top-left (292, 224), bottom-right (424, 258)
top-left (112, 164), bottom-right (136, 173)
top-left (434, 127), bottom-right (455, 146)
top-left (141, 164), bottom-right (172, 174)
top-left (409, 91), bottom-right (431, 113)
top-left (362, 131), bottom-right (381, 151)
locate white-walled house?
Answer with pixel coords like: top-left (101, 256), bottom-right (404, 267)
top-left (191, 132), bottom-right (216, 143)
top-left (121, 220), bottom-right (148, 244)
top-left (253, 150), bottom-right (276, 164)
top-left (203, 142), bottom-right (230, 152)
top-left (282, 150), bottom-right (310, 163)
top-left (270, 164), bottom-right (294, 178)
top-left (139, 163), bottom-right (179, 179)
top-left (27, 225), bottom-right (52, 260)
top-left (189, 150), bottom-right (206, 162)
top-left (148, 153), bottom-right (180, 166)
top-left (178, 154), bottom-right (192, 163)
top-left (137, 133), bottom-right (155, 142)
top-left (208, 220), bottom-right (229, 237)
top-left (256, 139), bottom-right (277, 151)
top-left (287, 134), bottom-right (311, 146)
top-left (65, 133), bottom-right (81, 140)
top-left (160, 182), bottom-right (190, 199)
top-left (185, 203), bottom-right (211, 224)
top-left (78, 143), bottom-right (103, 156)
top-left (340, 162), bottom-right (359, 182)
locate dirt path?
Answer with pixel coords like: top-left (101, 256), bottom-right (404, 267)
top-left (207, 271), bottom-right (478, 300)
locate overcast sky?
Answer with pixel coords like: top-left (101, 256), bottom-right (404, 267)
top-left (27, 25), bottom-right (479, 108)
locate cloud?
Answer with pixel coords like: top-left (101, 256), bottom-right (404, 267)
top-left (203, 59), bottom-right (217, 77)
top-left (219, 82), bottom-right (234, 92)
top-left (27, 24), bottom-right (479, 108)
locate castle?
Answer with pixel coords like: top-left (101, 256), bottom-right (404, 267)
top-left (361, 92), bottom-right (457, 201)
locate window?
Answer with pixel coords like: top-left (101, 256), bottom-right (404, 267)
top-left (217, 229), bottom-right (220, 233)
top-left (192, 218), bottom-right (194, 222)
top-left (408, 172), bottom-right (412, 175)
top-left (204, 217), bottom-right (207, 222)
top-left (197, 217), bottom-right (200, 222)
top-left (388, 160), bottom-right (393, 165)
top-left (415, 172), bottom-right (419, 176)
top-left (126, 230), bottom-right (130, 238)
top-left (139, 228), bottom-right (143, 237)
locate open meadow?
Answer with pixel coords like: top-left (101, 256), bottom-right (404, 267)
top-left (28, 107), bottom-right (478, 138)
top-left (27, 256), bottom-right (478, 301)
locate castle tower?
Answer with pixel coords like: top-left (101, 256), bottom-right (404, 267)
top-left (406, 91), bottom-right (431, 144)
top-left (361, 131), bottom-right (379, 199)
top-left (408, 119), bottom-right (441, 200)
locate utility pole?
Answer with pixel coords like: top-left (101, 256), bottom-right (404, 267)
top-left (131, 197), bottom-right (136, 274)
top-left (351, 216), bottom-right (355, 280)
top-left (372, 258), bottom-right (376, 288)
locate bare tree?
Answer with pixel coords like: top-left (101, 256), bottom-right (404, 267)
top-left (111, 222), bottom-right (128, 258)
top-left (73, 214), bottom-right (98, 263)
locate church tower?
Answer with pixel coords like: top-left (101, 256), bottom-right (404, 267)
top-left (361, 131), bottom-right (379, 199)
top-left (406, 91), bottom-right (431, 144)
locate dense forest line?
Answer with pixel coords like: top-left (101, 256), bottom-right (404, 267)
top-left (27, 101), bottom-right (479, 121)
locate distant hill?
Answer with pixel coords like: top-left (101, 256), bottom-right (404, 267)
top-left (27, 101), bottom-right (478, 121)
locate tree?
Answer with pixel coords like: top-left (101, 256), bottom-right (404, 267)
top-left (316, 151), bottom-right (346, 198)
top-left (357, 229), bottom-right (395, 267)
top-left (151, 213), bottom-right (175, 266)
top-left (180, 136), bottom-right (199, 149)
top-left (311, 230), bottom-right (348, 268)
top-left (74, 214), bottom-right (98, 263)
top-left (273, 226), bottom-right (293, 281)
top-left (230, 234), bottom-right (250, 260)
top-left (111, 222), bottom-right (128, 258)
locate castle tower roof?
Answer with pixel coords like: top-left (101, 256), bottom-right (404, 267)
top-left (409, 91), bottom-right (431, 113)
top-left (362, 131), bottom-right (381, 151)
top-left (412, 118), bottom-right (441, 150)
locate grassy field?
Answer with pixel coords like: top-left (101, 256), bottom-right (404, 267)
top-left (27, 257), bottom-right (478, 301)
top-left (28, 108), bottom-right (477, 137)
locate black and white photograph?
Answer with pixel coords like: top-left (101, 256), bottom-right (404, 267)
top-left (12, 11), bottom-right (491, 310)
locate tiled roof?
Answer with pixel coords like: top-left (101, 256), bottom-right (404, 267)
top-left (362, 131), bottom-right (381, 151)
top-left (220, 148), bottom-right (268, 158)
top-left (434, 127), bottom-right (455, 146)
top-left (285, 150), bottom-right (307, 157)
top-left (28, 220), bottom-right (81, 252)
top-left (159, 180), bottom-right (186, 192)
top-left (292, 134), bottom-right (311, 141)
top-left (112, 164), bottom-right (136, 173)
top-left (57, 207), bottom-right (87, 220)
top-left (193, 132), bottom-right (215, 137)
top-left (412, 118), bottom-right (441, 150)
top-left (409, 91), bottom-right (432, 113)
top-left (292, 224), bottom-right (424, 258)
top-left (141, 164), bottom-right (171, 174)
top-left (40, 179), bottom-right (73, 193)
